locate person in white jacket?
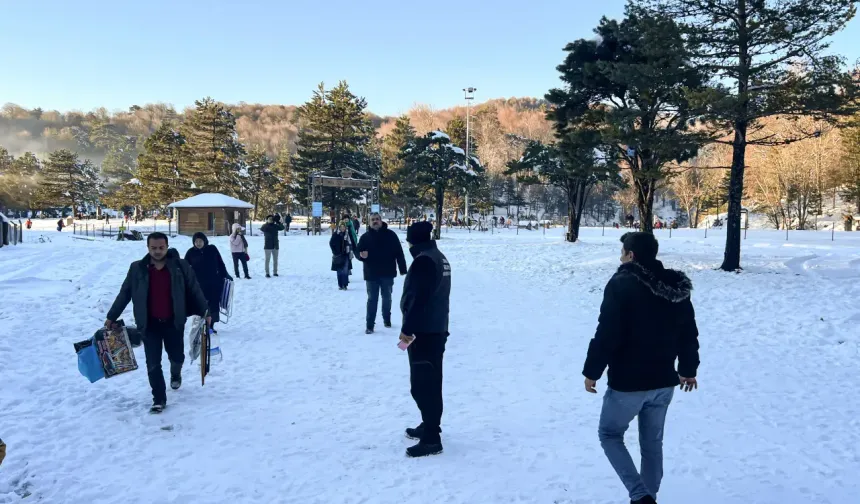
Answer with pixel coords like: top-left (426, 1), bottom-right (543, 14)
top-left (229, 223), bottom-right (251, 279)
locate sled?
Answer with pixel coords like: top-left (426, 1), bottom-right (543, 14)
top-left (219, 278), bottom-right (234, 323)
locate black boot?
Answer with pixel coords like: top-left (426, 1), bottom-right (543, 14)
top-left (170, 362), bottom-right (182, 390)
top-left (405, 423), bottom-right (442, 440)
top-left (406, 439), bottom-right (443, 458)
top-left (149, 401), bottom-right (166, 414)
top-left (631, 496), bottom-right (657, 504)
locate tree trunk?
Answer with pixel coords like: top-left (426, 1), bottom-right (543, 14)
top-left (720, 120), bottom-right (748, 271)
top-left (434, 187), bottom-right (444, 240)
top-left (565, 189), bottom-right (577, 242)
top-left (634, 177), bottom-right (656, 233)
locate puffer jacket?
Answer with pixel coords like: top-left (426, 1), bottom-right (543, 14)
top-left (229, 223), bottom-right (246, 254)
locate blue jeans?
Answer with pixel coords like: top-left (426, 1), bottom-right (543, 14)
top-left (598, 386), bottom-right (675, 501)
top-left (337, 260), bottom-right (350, 288)
top-left (365, 277), bottom-right (394, 329)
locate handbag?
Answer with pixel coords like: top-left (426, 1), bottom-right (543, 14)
top-left (332, 254), bottom-right (347, 269)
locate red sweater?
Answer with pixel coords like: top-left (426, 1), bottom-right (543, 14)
top-left (148, 265), bottom-right (173, 319)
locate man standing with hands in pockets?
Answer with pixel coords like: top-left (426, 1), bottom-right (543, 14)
top-left (398, 221), bottom-right (451, 458)
top-left (356, 213), bottom-right (407, 334)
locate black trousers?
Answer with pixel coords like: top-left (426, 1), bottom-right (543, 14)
top-left (407, 333), bottom-right (448, 442)
top-left (143, 319), bottom-right (185, 404)
top-left (232, 252), bottom-right (249, 277)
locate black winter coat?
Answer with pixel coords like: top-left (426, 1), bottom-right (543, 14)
top-left (106, 248), bottom-right (209, 333)
top-left (260, 222), bottom-right (285, 249)
top-left (184, 242), bottom-right (231, 323)
top-left (582, 260), bottom-right (700, 392)
top-left (400, 241), bottom-right (451, 336)
top-left (355, 223), bottom-right (407, 281)
top-left (329, 231), bottom-right (353, 272)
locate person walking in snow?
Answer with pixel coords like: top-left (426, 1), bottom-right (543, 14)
top-left (356, 213), bottom-right (407, 334)
top-left (184, 232), bottom-right (232, 334)
top-left (260, 215), bottom-right (285, 278)
top-left (284, 212), bottom-right (292, 233)
top-left (330, 221), bottom-right (353, 290)
top-left (399, 221), bottom-right (451, 458)
top-left (229, 223), bottom-right (251, 279)
top-left (581, 232), bottom-right (700, 504)
top-left (105, 232), bottom-right (210, 413)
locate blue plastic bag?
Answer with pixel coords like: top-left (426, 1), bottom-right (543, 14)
top-left (76, 339), bottom-right (105, 383)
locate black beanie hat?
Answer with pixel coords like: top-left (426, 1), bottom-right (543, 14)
top-left (407, 221), bottom-right (433, 245)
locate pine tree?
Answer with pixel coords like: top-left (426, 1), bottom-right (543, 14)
top-left (639, 0), bottom-right (858, 270)
top-left (99, 130), bottom-right (138, 190)
top-left (135, 123), bottom-right (188, 210)
top-left (401, 131), bottom-right (485, 239)
top-left (180, 97), bottom-right (247, 196)
top-left (546, 6), bottom-right (709, 233)
top-left (11, 152), bottom-right (42, 210)
top-left (444, 117), bottom-right (477, 153)
top-left (0, 147), bottom-right (13, 210)
top-left (244, 145), bottom-right (277, 220)
top-left (382, 115), bottom-right (424, 217)
top-left (264, 145), bottom-right (295, 214)
top-left (293, 82), bottom-right (376, 213)
top-left (507, 132), bottom-right (619, 242)
top-left (36, 149), bottom-right (102, 214)
top-left (840, 126), bottom-right (860, 214)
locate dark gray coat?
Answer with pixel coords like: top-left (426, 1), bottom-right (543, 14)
top-left (107, 248), bottom-right (209, 333)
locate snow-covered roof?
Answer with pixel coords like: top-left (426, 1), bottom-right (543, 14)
top-left (168, 193), bottom-right (253, 209)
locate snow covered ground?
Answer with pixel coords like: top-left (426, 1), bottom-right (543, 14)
top-left (1, 223), bottom-right (859, 504)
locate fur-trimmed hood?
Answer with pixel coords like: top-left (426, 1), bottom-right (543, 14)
top-left (616, 260), bottom-right (692, 303)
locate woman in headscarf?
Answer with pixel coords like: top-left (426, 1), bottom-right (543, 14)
top-left (330, 221), bottom-right (354, 290)
top-left (185, 232), bottom-right (233, 332)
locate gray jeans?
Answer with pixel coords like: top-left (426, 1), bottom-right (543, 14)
top-left (598, 386), bottom-right (675, 501)
top-left (264, 249), bottom-right (279, 275)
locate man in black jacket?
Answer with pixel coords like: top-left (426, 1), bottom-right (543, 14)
top-left (105, 232), bottom-right (210, 413)
top-left (399, 221), bottom-right (451, 458)
top-left (582, 232), bottom-right (700, 504)
top-left (260, 215), bottom-right (285, 278)
top-left (356, 213), bottom-right (407, 333)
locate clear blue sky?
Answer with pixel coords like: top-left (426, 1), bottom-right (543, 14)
top-left (2, 0), bottom-right (859, 117)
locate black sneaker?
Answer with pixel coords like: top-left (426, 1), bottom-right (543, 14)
top-left (150, 402), bottom-right (166, 414)
top-left (631, 496), bottom-right (657, 504)
top-left (384, 321), bottom-right (392, 328)
top-left (406, 441), bottom-right (443, 458)
top-left (365, 328), bottom-right (374, 334)
top-left (266, 273), bottom-right (271, 278)
top-left (274, 273), bottom-right (279, 277)
top-left (245, 275), bottom-right (252, 280)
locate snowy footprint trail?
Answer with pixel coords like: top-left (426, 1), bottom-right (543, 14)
top-left (1, 227), bottom-right (859, 503)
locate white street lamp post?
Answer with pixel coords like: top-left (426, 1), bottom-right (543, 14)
top-left (463, 87), bottom-right (476, 220)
